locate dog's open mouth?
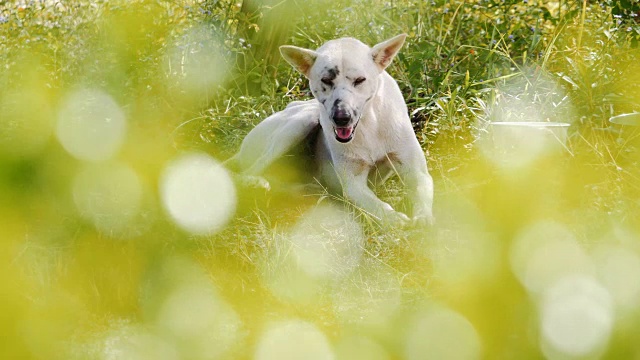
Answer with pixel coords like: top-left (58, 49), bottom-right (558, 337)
top-left (333, 123), bottom-right (358, 143)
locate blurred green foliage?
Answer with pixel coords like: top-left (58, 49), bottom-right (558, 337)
top-left (1, 0), bottom-right (640, 359)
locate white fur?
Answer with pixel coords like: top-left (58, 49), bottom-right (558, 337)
top-left (228, 35), bottom-right (434, 225)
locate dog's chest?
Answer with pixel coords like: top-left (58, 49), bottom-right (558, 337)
top-left (340, 130), bottom-right (399, 168)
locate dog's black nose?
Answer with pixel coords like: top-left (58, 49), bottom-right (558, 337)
top-left (333, 109), bottom-right (351, 126)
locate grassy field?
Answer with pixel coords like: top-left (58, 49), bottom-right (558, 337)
top-left (2, 0), bottom-right (640, 358)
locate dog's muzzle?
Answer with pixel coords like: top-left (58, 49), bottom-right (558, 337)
top-left (332, 108), bottom-right (357, 143)
top-left (334, 122), bottom-right (358, 143)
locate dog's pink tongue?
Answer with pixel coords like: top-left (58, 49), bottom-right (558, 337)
top-left (336, 127), bottom-right (353, 140)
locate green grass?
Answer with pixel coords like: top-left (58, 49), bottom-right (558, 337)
top-left (2, 0), bottom-right (640, 359)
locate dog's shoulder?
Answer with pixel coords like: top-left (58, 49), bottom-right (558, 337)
top-left (285, 99), bottom-right (320, 109)
top-left (257, 99), bottom-right (321, 129)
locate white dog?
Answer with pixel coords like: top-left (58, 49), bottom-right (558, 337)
top-left (227, 34), bottom-right (434, 225)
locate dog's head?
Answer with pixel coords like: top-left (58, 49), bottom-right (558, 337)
top-left (280, 34), bottom-right (406, 143)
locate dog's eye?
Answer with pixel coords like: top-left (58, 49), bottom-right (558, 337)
top-left (353, 77), bottom-right (366, 86)
top-left (321, 78), bottom-right (333, 86)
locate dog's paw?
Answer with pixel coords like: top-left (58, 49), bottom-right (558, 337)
top-left (412, 214), bottom-right (435, 227)
top-left (239, 175), bottom-right (271, 191)
top-left (383, 210), bottom-right (410, 227)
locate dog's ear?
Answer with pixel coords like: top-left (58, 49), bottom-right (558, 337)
top-left (279, 45), bottom-right (318, 78)
top-left (371, 33), bottom-right (407, 71)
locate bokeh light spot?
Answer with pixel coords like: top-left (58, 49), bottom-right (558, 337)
top-left (593, 245), bottom-right (640, 313)
top-left (483, 122), bottom-right (570, 169)
top-left (334, 334), bottom-right (390, 360)
top-left (289, 203), bottom-right (364, 280)
top-left (143, 257), bottom-right (244, 359)
top-left (254, 320), bottom-right (334, 360)
top-left (56, 88), bottom-right (127, 162)
top-left (510, 221), bottom-right (593, 294)
top-left (160, 153), bottom-right (236, 235)
top-left (259, 248), bottom-right (324, 305)
top-left (100, 322), bottom-right (179, 360)
top-left (478, 69), bottom-right (573, 170)
top-left (165, 26), bottom-right (230, 96)
top-left (405, 306), bottom-right (482, 360)
top-left (331, 257), bottom-right (401, 328)
top-left (540, 275), bottom-right (613, 358)
top-left (156, 282), bottom-right (243, 358)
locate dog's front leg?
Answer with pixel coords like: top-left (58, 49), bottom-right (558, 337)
top-left (339, 169), bottom-right (410, 225)
top-left (400, 160), bottom-right (435, 226)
